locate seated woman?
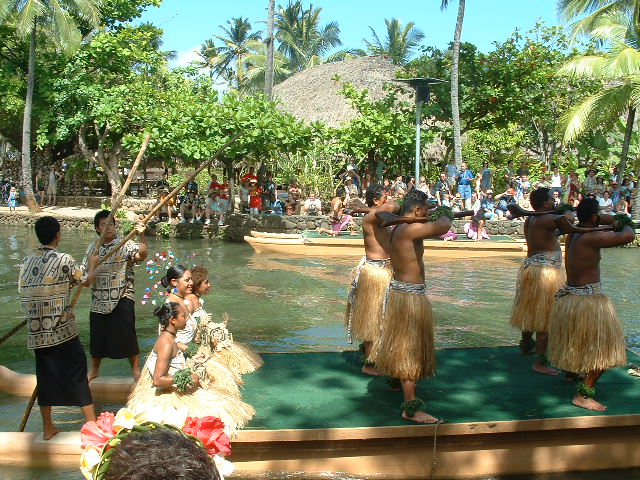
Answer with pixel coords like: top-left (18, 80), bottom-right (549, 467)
top-left (127, 302), bottom-right (254, 434)
top-left (464, 211), bottom-right (490, 241)
top-left (163, 265), bottom-right (242, 397)
top-left (186, 266), bottom-right (263, 376)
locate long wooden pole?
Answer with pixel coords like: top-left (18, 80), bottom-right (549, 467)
top-left (18, 134), bottom-right (150, 432)
top-left (96, 132), bottom-right (241, 266)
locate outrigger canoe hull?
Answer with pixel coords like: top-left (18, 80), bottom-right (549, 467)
top-left (245, 232), bottom-right (528, 258)
top-left (1, 415), bottom-right (640, 478)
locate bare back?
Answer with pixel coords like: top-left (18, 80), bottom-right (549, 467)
top-left (363, 201), bottom-right (400, 260)
top-left (524, 214), bottom-right (561, 255)
top-left (390, 217), bottom-right (451, 284)
top-left (565, 226), bottom-right (635, 286)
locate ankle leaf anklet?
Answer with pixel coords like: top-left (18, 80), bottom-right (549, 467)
top-left (401, 398), bottom-right (425, 417)
top-left (576, 382), bottom-right (595, 399)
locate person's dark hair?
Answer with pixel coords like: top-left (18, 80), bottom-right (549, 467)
top-left (401, 190), bottom-right (428, 215)
top-left (104, 428), bottom-right (220, 480)
top-left (190, 265), bottom-right (209, 289)
top-left (35, 216), bottom-right (60, 245)
top-left (93, 210), bottom-right (114, 232)
top-left (530, 188), bottom-right (551, 210)
top-left (161, 264), bottom-right (189, 290)
top-left (153, 301), bottom-right (182, 329)
top-left (576, 197), bottom-right (599, 223)
top-left (335, 186), bottom-right (346, 198)
top-left (365, 184), bottom-right (385, 207)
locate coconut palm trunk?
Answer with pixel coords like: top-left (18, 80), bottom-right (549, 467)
top-left (21, 23), bottom-right (41, 213)
top-left (617, 107), bottom-right (635, 185)
top-left (450, 0), bottom-right (465, 166)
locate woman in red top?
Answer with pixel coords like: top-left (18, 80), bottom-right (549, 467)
top-left (248, 179), bottom-right (262, 214)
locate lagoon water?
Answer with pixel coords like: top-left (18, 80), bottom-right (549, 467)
top-left (0, 225), bottom-right (638, 479)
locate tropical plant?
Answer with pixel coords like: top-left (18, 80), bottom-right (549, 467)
top-left (363, 18), bottom-right (424, 66)
top-left (275, 1), bottom-right (342, 72)
top-left (0, 0), bottom-right (102, 212)
top-left (440, 0), bottom-right (466, 166)
top-left (206, 17), bottom-right (262, 89)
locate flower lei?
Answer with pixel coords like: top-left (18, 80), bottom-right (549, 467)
top-left (80, 407), bottom-right (233, 480)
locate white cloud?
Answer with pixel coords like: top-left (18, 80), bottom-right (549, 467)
top-left (171, 45), bottom-right (202, 68)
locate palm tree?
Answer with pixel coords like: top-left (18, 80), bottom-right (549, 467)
top-left (243, 39), bottom-right (292, 93)
top-left (363, 18), bottom-right (424, 66)
top-left (275, 1), bottom-right (342, 72)
top-left (0, 0), bottom-right (101, 212)
top-left (558, 1), bottom-right (640, 219)
top-left (209, 17), bottom-right (262, 89)
top-left (440, 0), bottom-right (466, 166)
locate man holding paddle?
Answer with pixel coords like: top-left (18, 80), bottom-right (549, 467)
top-left (509, 187), bottom-right (570, 376)
top-left (18, 216), bottom-right (98, 439)
top-left (84, 210), bottom-right (148, 382)
top-left (345, 184), bottom-right (399, 376)
top-left (373, 190), bottom-right (451, 424)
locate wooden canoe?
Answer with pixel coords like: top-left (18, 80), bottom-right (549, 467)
top-left (244, 234), bottom-right (527, 258)
top-left (2, 348), bottom-right (639, 478)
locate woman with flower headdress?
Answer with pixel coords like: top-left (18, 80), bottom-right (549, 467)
top-left (185, 266), bottom-right (263, 376)
top-left (126, 301), bottom-right (254, 433)
top-left (151, 265), bottom-right (243, 397)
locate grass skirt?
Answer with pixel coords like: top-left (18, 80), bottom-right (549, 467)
top-left (372, 289), bottom-right (435, 380)
top-left (188, 349), bottom-right (242, 398)
top-left (127, 368), bottom-right (254, 434)
top-left (199, 317), bottom-right (263, 375)
top-left (345, 262), bottom-right (393, 343)
top-left (548, 294), bottom-right (626, 373)
top-left (510, 264), bottom-right (565, 333)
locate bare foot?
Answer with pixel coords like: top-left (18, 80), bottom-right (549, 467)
top-left (316, 227), bottom-right (323, 236)
top-left (132, 371), bottom-right (141, 382)
top-left (87, 372), bottom-right (99, 383)
top-left (361, 365), bottom-right (383, 376)
top-left (572, 395), bottom-right (607, 411)
top-left (402, 409), bottom-right (440, 424)
top-left (532, 362), bottom-right (560, 376)
top-left (43, 426), bottom-right (61, 440)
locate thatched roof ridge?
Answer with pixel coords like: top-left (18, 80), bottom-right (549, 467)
top-left (273, 56), bottom-right (407, 128)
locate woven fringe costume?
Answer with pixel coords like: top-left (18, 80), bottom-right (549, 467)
top-left (344, 257), bottom-right (392, 344)
top-left (127, 351), bottom-right (254, 434)
top-left (372, 280), bottom-right (435, 381)
top-left (548, 283), bottom-right (626, 373)
top-left (196, 311), bottom-right (263, 376)
top-left (510, 251), bottom-right (565, 333)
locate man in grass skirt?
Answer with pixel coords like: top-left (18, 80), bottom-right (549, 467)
top-left (85, 210), bottom-right (147, 382)
top-left (18, 216), bottom-right (98, 439)
top-left (509, 187), bottom-right (571, 375)
top-left (345, 184), bottom-right (399, 375)
top-left (548, 198), bottom-right (635, 411)
top-left (372, 190), bottom-right (451, 423)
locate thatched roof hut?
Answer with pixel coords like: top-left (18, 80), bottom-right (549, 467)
top-left (273, 56), bottom-right (407, 128)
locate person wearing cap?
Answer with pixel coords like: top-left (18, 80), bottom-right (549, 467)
top-left (481, 190), bottom-right (496, 220)
top-left (494, 189), bottom-right (517, 220)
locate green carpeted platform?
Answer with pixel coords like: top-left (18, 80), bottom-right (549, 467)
top-left (242, 347), bottom-right (640, 430)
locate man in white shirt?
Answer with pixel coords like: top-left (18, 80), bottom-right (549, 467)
top-left (302, 193), bottom-right (322, 215)
top-left (598, 191), bottom-right (613, 213)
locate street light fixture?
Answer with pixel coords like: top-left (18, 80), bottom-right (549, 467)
top-left (393, 77), bottom-right (444, 185)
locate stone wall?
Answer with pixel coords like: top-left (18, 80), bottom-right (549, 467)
top-left (54, 196), bottom-right (156, 214)
top-left (0, 212), bottom-right (95, 230)
top-left (225, 213), bottom-right (526, 241)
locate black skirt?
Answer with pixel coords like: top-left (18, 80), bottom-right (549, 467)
top-left (90, 297), bottom-right (140, 359)
top-left (35, 336), bottom-right (93, 407)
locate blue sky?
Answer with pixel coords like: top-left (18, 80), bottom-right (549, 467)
top-left (136, 0), bottom-right (563, 67)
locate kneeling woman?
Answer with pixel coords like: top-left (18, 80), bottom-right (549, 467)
top-left (127, 302), bottom-right (254, 434)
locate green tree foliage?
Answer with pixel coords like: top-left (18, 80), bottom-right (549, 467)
top-left (364, 18), bottom-right (424, 65)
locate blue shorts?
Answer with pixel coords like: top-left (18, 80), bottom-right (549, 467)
top-left (457, 184), bottom-right (472, 199)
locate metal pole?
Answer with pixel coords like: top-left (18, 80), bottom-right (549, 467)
top-left (415, 100), bottom-right (422, 185)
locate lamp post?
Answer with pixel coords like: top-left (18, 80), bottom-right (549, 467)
top-left (394, 78), bottom-right (444, 185)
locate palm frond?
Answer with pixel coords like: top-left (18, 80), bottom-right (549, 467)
top-left (14, 0), bottom-right (46, 37)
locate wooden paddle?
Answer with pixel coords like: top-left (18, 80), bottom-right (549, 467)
top-left (507, 204), bottom-right (554, 218)
top-left (555, 215), bottom-right (614, 234)
top-left (18, 134), bottom-right (151, 432)
top-left (377, 210), bottom-right (474, 228)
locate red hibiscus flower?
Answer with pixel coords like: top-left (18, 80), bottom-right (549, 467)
top-left (81, 411), bottom-right (116, 449)
top-left (183, 416), bottom-right (231, 456)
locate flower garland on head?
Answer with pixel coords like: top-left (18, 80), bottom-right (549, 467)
top-left (141, 250), bottom-right (200, 306)
top-left (80, 407), bottom-right (233, 480)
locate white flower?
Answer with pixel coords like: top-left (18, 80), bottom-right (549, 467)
top-left (162, 405), bottom-right (189, 428)
top-left (79, 445), bottom-right (101, 480)
top-left (113, 408), bottom-right (136, 432)
top-left (134, 406), bottom-right (163, 425)
top-left (214, 454), bottom-right (235, 478)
